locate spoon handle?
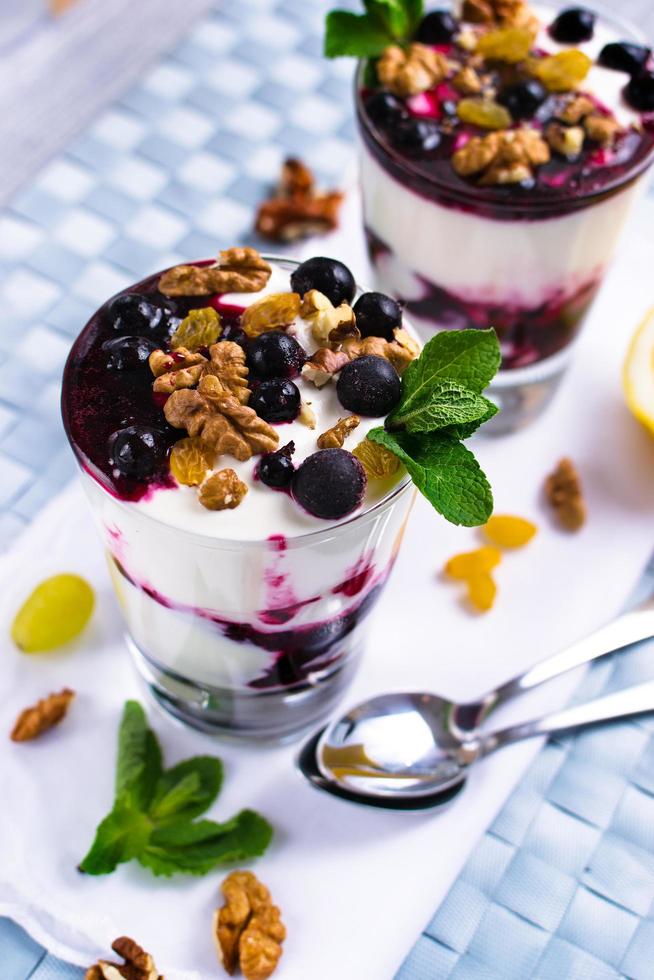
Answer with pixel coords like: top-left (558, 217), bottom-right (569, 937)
top-left (481, 679), bottom-right (654, 757)
top-left (492, 593), bottom-right (654, 708)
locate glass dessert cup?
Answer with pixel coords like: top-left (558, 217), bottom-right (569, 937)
top-left (356, 3), bottom-right (654, 433)
top-left (62, 256), bottom-right (415, 741)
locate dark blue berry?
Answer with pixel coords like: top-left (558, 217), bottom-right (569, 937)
top-left (220, 323), bottom-right (248, 348)
top-left (250, 379), bottom-right (301, 423)
top-left (248, 331), bottom-right (306, 379)
top-left (257, 442), bottom-right (295, 490)
top-left (599, 42), bottom-right (651, 75)
top-left (293, 449), bottom-right (367, 520)
top-left (110, 426), bottom-right (166, 479)
top-left (353, 292), bottom-right (402, 341)
top-left (290, 257), bottom-right (356, 307)
top-left (391, 117), bottom-right (440, 153)
top-left (415, 10), bottom-right (457, 44)
top-left (498, 80), bottom-right (548, 120)
top-left (365, 91), bottom-right (407, 128)
top-left (102, 335), bottom-right (157, 371)
top-left (549, 7), bottom-right (596, 43)
top-left (336, 355), bottom-right (401, 417)
top-left (625, 70), bottom-right (654, 111)
top-left (106, 293), bottom-right (172, 334)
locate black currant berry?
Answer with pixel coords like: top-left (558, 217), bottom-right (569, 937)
top-left (391, 118), bottom-right (440, 153)
top-left (103, 335), bottom-right (157, 371)
top-left (498, 80), bottom-right (548, 120)
top-left (106, 293), bottom-right (172, 335)
top-left (257, 442), bottom-right (295, 490)
top-left (353, 292), bottom-right (402, 341)
top-left (598, 42), bottom-right (651, 75)
top-left (292, 449), bottom-right (367, 520)
top-left (337, 355), bottom-right (402, 417)
top-left (549, 7), bottom-right (596, 43)
top-left (248, 331), bottom-right (306, 379)
top-left (625, 70), bottom-right (654, 111)
top-left (365, 91), bottom-right (407, 128)
top-left (250, 379), bottom-right (301, 423)
top-left (109, 426), bottom-right (166, 479)
top-left (415, 10), bottom-right (457, 45)
top-left (290, 257), bottom-right (356, 306)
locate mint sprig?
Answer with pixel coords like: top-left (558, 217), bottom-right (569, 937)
top-left (79, 701), bottom-right (272, 877)
top-left (325, 0), bottom-right (423, 58)
top-left (370, 329), bottom-right (501, 527)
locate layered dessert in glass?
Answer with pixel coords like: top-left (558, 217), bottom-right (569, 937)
top-left (62, 250), bottom-right (422, 739)
top-left (355, 0), bottom-right (654, 429)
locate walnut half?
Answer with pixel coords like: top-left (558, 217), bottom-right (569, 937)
top-left (214, 871), bottom-right (285, 980)
top-left (158, 248), bottom-right (271, 296)
top-left (199, 468), bottom-right (248, 511)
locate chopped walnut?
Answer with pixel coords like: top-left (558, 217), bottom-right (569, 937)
top-left (204, 342), bottom-right (250, 404)
top-left (463, 0), bottom-right (537, 30)
top-left (341, 327), bottom-right (419, 376)
top-left (545, 457), bottom-right (586, 531)
top-left (557, 94), bottom-right (594, 124)
top-left (300, 289), bottom-right (356, 347)
top-left (214, 871), bottom-right (285, 980)
top-left (453, 66), bottom-right (483, 95)
top-left (255, 157), bottom-right (343, 243)
top-left (85, 938), bottom-right (162, 980)
top-left (328, 319), bottom-right (360, 344)
top-left (377, 43), bottom-right (448, 97)
top-left (158, 248), bottom-right (271, 296)
top-left (11, 689), bottom-right (75, 742)
top-left (241, 292), bottom-right (302, 338)
top-left (301, 347), bottom-right (350, 388)
top-left (317, 415), bottom-right (361, 449)
top-left (298, 400), bottom-right (317, 429)
top-left (545, 122), bottom-right (585, 158)
top-left (165, 375), bottom-right (278, 460)
top-left (454, 127), bottom-right (550, 185)
top-left (199, 468), bottom-right (248, 511)
top-left (149, 348), bottom-right (207, 394)
top-left (584, 113), bottom-right (621, 146)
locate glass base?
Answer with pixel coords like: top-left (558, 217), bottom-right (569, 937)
top-left (128, 635), bottom-right (361, 741)
top-left (484, 346), bottom-right (572, 435)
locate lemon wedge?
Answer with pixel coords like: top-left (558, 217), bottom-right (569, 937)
top-left (623, 307), bottom-right (654, 436)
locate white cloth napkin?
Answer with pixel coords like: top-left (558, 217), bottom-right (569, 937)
top-left (1, 198), bottom-right (654, 980)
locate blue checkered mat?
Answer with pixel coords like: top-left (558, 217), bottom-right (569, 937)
top-left (2, 0), bottom-right (654, 977)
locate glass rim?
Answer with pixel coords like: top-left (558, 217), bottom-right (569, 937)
top-left (65, 253), bottom-right (415, 552)
top-left (355, 0), bottom-right (654, 215)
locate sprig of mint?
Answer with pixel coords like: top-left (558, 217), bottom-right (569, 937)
top-left (325, 0), bottom-right (423, 58)
top-left (369, 329), bottom-right (501, 527)
top-left (79, 701), bottom-right (272, 877)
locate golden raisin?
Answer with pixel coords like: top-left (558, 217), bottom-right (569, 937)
top-left (467, 572), bottom-right (497, 613)
top-left (169, 437), bottom-right (215, 486)
top-left (444, 546), bottom-right (502, 579)
top-left (457, 98), bottom-right (512, 130)
top-left (483, 514), bottom-right (537, 548)
top-left (241, 292), bottom-right (302, 338)
top-left (535, 50), bottom-right (593, 92)
top-left (476, 27), bottom-right (533, 63)
top-left (171, 307), bottom-right (221, 351)
top-left (353, 438), bottom-right (401, 479)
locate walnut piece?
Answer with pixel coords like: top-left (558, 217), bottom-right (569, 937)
top-left (149, 348), bottom-right (207, 394)
top-left (298, 400), bottom-right (317, 429)
top-left (158, 248), bottom-right (271, 296)
top-left (453, 66), bottom-right (483, 95)
top-left (584, 113), bottom-right (621, 146)
top-left (301, 347), bottom-right (350, 388)
top-left (545, 457), bottom-right (586, 531)
top-left (300, 289), bottom-right (356, 346)
top-left (545, 122), bottom-right (585, 158)
top-left (214, 871), bottom-right (285, 980)
top-left (11, 688), bottom-right (75, 742)
top-left (165, 375), bottom-right (278, 460)
top-left (463, 0), bottom-right (537, 29)
top-left (204, 341), bottom-right (250, 404)
top-left (85, 937), bottom-right (162, 980)
top-left (454, 128), bottom-right (550, 185)
top-left (241, 292), bottom-right (302, 338)
top-left (377, 43), bottom-right (448, 97)
top-left (199, 468), bottom-right (248, 511)
top-left (255, 157), bottom-right (344, 243)
top-left (557, 94), bottom-right (594, 124)
top-left (317, 415), bottom-right (361, 449)
top-left (341, 327), bottom-right (420, 376)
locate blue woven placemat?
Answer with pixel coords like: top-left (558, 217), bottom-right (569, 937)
top-left (2, 0), bottom-right (654, 977)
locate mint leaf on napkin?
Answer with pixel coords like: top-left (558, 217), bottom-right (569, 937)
top-left (79, 701), bottom-right (272, 877)
top-left (369, 428), bottom-right (494, 526)
top-left (325, 0), bottom-right (423, 58)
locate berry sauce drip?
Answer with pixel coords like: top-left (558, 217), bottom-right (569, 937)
top-left (62, 268), bottom-right (245, 501)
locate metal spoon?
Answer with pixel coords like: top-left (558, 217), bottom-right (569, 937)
top-left (302, 594), bottom-right (654, 806)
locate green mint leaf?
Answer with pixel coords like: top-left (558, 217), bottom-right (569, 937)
top-left (78, 802), bottom-right (151, 875)
top-left (139, 810), bottom-right (274, 877)
top-left (324, 10), bottom-right (394, 57)
top-left (365, 0), bottom-right (411, 38)
top-left (442, 402), bottom-right (499, 440)
top-left (404, 0), bottom-right (424, 33)
top-left (388, 378), bottom-right (497, 433)
top-left (149, 756), bottom-right (224, 825)
top-left (115, 700), bottom-right (162, 811)
top-left (369, 428), bottom-right (494, 525)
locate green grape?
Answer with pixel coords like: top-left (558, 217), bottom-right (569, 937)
top-left (11, 574), bottom-right (95, 653)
